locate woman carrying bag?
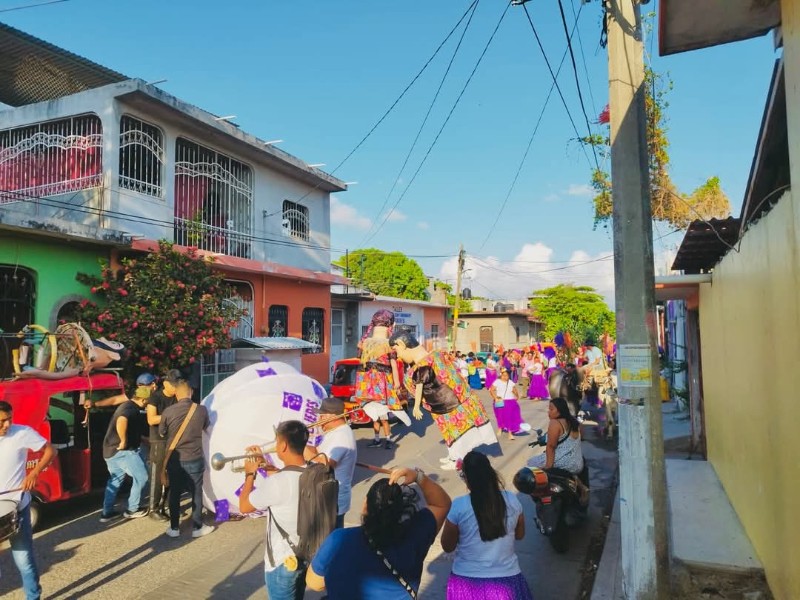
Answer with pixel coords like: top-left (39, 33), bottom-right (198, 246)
top-left (489, 369), bottom-right (524, 441)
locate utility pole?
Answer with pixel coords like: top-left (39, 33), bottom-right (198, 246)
top-left (607, 0), bottom-right (670, 597)
top-left (451, 244), bottom-right (465, 351)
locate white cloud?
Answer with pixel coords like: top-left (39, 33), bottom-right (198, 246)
top-left (566, 183), bottom-right (593, 197)
top-left (417, 221), bottom-right (430, 230)
top-left (386, 208), bottom-right (407, 222)
top-left (438, 241), bottom-right (616, 307)
top-left (330, 198), bottom-right (371, 230)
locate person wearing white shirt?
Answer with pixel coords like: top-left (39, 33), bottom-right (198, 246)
top-left (308, 398), bottom-right (357, 529)
top-left (0, 400), bottom-right (56, 600)
top-left (441, 451), bottom-right (532, 599)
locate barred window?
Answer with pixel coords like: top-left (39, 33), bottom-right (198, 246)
top-left (430, 324), bottom-right (439, 339)
top-left (0, 114), bottom-right (102, 203)
top-left (174, 138), bottom-right (253, 258)
top-left (281, 200), bottom-right (309, 241)
top-left (268, 305), bottom-right (288, 337)
top-left (302, 308), bottom-right (324, 354)
top-left (119, 116), bottom-right (164, 197)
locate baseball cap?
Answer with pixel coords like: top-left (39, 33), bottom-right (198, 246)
top-left (319, 397), bottom-right (344, 415)
top-left (136, 373), bottom-right (157, 386)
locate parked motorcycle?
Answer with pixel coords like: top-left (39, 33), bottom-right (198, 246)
top-left (512, 429), bottom-right (590, 553)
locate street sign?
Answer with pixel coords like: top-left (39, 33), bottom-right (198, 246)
top-left (617, 343), bottom-right (653, 392)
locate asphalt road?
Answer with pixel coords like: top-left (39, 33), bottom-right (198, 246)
top-left (0, 388), bottom-right (618, 599)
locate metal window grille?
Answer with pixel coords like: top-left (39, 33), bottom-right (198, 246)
top-left (119, 116), bottom-right (164, 197)
top-left (0, 114), bottom-right (102, 204)
top-left (268, 305), bottom-right (288, 337)
top-left (302, 307), bottom-right (324, 354)
top-left (174, 138), bottom-right (253, 258)
top-left (281, 199), bottom-right (309, 241)
top-left (430, 324), bottom-right (439, 339)
top-left (0, 266), bottom-right (36, 379)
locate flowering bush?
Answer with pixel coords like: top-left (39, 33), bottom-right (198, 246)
top-left (75, 241), bottom-right (244, 376)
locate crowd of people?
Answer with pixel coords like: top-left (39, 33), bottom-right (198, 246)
top-left (1, 316), bottom-right (613, 599)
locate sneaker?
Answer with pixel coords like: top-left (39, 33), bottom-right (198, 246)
top-left (99, 510), bottom-right (121, 523)
top-left (124, 509), bottom-right (149, 519)
top-left (440, 460), bottom-right (458, 471)
top-left (367, 439), bottom-right (383, 448)
top-left (165, 526), bottom-right (180, 538)
top-left (192, 524), bottom-right (215, 538)
top-left (383, 439), bottom-right (394, 450)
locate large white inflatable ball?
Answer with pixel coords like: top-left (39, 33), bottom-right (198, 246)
top-left (202, 360), bottom-right (328, 519)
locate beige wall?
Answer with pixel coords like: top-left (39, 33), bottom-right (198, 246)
top-left (698, 189), bottom-right (800, 599)
top-left (456, 315), bottom-right (535, 354)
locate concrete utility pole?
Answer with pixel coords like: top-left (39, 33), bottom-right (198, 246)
top-left (606, 0), bottom-right (670, 597)
top-left (451, 244), bottom-right (465, 351)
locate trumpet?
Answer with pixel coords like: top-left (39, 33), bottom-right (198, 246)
top-left (211, 443), bottom-right (276, 472)
top-left (209, 409), bottom-right (358, 472)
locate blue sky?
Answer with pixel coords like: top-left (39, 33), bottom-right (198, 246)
top-left (3, 0), bottom-right (778, 303)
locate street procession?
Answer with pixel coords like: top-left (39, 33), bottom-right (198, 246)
top-left (0, 1), bottom-right (793, 599)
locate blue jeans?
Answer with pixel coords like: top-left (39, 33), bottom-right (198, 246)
top-left (10, 502), bottom-right (41, 600)
top-left (264, 563), bottom-right (307, 600)
top-left (103, 449), bottom-right (149, 514)
top-left (167, 457), bottom-right (205, 530)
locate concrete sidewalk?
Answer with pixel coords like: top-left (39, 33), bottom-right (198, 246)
top-left (589, 403), bottom-right (771, 600)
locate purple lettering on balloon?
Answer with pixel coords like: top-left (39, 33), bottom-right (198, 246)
top-left (257, 467), bottom-right (268, 478)
top-left (311, 434), bottom-right (323, 447)
top-left (257, 367), bottom-right (277, 377)
top-left (235, 482), bottom-right (255, 497)
top-left (214, 499), bottom-right (230, 522)
top-left (261, 355), bottom-right (270, 362)
top-left (312, 382), bottom-right (326, 399)
top-left (283, 392), bottom-right (303, 411)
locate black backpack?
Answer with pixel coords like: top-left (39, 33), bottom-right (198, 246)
top-left (267, 457), bottom-right (339, 565)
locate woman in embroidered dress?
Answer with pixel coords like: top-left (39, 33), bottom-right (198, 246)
top-left (389, 330), bottom-right (498, 471)
top-left (527, 350), bottom-right (549, 400)
top-left (441, 451), bottom-right (533, 600)
top-left (489, 369), bottom-right (523, 441)
top-left (355, 310), bottom-right (411, 450)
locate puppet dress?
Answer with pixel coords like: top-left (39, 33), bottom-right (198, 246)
top-left (355, 338), bottom-right (411, 426)
top-left (404, 351), bottom-right (497, 459)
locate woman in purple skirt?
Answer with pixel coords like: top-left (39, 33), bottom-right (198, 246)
top-left (527, 350), bottom-right (549, 400)
top-left (489, 369), bottom-right (523, 440)
top-left (484, 354), bottom-right (499, 389)
top-left (441, 451), bottom-right (534, 600)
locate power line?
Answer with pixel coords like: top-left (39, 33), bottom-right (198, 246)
top-left (567, 0), bottom-right (599, 120)
top-left (555, 0), bottom-right (599, 168)
top-left (477, 1), bottom-right (585, 251)
top-left (287, 0), bottom-right (481, 207)
top-left (521, 3), bottom-right (596, 170)
top-left (0, 0), bottom-right (68, 13)
top-left (358, 0), bottom-right (481, 245)
top-left (469, 253), bottom-right (614, 275)
top-left (362, 0), bottom-right (511, 245)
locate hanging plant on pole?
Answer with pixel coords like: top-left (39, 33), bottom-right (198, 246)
top-left (74, 241), bottom-right (244, 378)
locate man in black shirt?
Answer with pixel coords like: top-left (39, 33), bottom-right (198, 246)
top-left (159, 369), bottom-right (213, 538)
top-left (141, 372), bottom-right (175, 520)
top-left (100, 391), bottom-right (149, 522)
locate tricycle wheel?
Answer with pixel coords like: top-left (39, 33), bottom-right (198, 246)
top-left (29, 499), bottom-right (42, 531)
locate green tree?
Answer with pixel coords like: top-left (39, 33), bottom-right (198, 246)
top-left (74, 241), bottom-right (244, 377)
top-left (334, 249), bottom-right (429, 300)
top-left (585, 68), bottom-right (731, 229)
top-left (530, 284), bottom-right (615, 341)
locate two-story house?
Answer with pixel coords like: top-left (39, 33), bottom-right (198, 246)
top-left (0, 23), bottom-right (347, 383)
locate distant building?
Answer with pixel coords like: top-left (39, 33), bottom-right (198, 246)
top-left (455, 311), bottom-right (542, 354)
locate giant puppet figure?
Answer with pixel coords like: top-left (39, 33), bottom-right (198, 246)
top-left (354, 310), bottom-right (411, 449)
top-left (389, 329), bottom-right (497, 470)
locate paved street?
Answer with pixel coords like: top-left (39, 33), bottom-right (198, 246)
top-left (0, 388), bottom-right (618, 599)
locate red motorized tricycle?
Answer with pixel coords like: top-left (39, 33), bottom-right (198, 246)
top-left (0, 373), bottom-right (126, 527)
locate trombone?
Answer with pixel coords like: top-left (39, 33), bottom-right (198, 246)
top-left (209, 408), bottom-right (358, 472)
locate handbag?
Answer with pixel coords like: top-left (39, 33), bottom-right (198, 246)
top-left (161, 403), bottom-right (197, 487)
top-left (494, 381), bottom-right (512, 408)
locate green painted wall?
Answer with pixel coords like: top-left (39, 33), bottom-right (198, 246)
top-left (0, 235), bottom-right (107, 329)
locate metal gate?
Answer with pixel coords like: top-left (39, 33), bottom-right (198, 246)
top-left (0, 266), bottom-right (36, 379)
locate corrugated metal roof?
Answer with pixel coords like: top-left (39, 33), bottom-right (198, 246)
top-left (0, 21), bottom-right (126, 107)
top-left (671, 218), bottom-right (740, 274)
top-left (230, 337), bottom-right (320, 351)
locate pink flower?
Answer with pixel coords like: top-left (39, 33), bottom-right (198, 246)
top-left (90, 287), bottom-right (98, 294)
top-left (119, 289), bottom-right (128, 296)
